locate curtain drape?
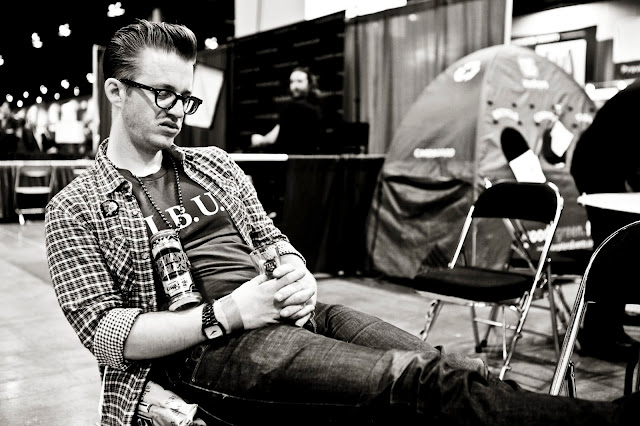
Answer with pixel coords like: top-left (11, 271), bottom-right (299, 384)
top-left (344, 0), bottom-right (507, 154)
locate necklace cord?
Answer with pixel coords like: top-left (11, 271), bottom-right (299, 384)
top-left (133, 156), bottom-right (184, 230)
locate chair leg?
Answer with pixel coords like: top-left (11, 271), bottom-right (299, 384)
top-left (624, 341), bottom-right (640, 396)
top-left (500, 297), bottom-right (531, 379)
top-left (566, 360), bottom-right (577, 398)
top-left (553, 283), bottom-right (573, 330)
top-left (546, 282), bottom-right (561, 359)
top-left (475, 305), bottom-right (499, 353)
top-left (420, 299), bottom-right (442, 341)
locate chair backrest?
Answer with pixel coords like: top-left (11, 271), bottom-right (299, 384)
top-left (582, 219), bottom-right (640, 303)
top-left (14, 165), bottom-right (54, 194)
top-left (472, 181), bottom-right (562, 223)
top-left (450, 181), bottom-right (563, 269)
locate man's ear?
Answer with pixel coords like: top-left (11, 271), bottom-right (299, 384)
top-left (104, 78), bottom-right (124, 107)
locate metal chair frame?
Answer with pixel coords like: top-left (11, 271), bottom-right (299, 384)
top-left (550, 220), bottom-right (640, 397)
top-left (14, 165), bottom-right (55, 225)
top-left (411, 181), bottom-right (565, 379)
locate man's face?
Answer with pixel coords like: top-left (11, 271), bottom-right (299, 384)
top-left (120, 48), bottom-right (195, 154)
top-left (289, 70), bottom-right (310, 99)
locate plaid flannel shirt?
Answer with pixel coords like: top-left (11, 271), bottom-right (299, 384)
top-left (45, 140), bottom-right (302, 426)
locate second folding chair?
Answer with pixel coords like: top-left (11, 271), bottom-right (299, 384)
top-left (406, 180), bottom-right (564, 379)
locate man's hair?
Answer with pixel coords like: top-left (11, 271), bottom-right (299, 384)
top-left (290, 66), bottom-right (321, 101)
top-left (103, 19), bottom-right (198, 80)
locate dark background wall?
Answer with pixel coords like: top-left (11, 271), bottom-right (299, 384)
top-left (228, 12), bottom-right (346, 153)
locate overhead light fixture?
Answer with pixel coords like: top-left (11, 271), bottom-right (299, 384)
top-left (204, 37), bottom-right (219, 50)
top-left (107, 2), bottom-right (125, 18)
top-left (59, 24), bottom-right (71, 37)
top-left (32, 33), bottom-right (43, 48)
top-left (61, 79), bottom-right (70, 89)
top-left (0, 55), bottom-right (4, 66)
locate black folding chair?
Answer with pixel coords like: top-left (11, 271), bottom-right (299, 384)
top-left (407, 181), bottom-right (564, 379)
top-left (550, 220), bottom-right (640, 397)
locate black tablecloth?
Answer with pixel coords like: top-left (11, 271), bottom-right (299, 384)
top-left (280, 155), bottom-right (384, 274)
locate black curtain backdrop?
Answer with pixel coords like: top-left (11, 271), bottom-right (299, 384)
top-left (280, 155), bottom-right (384, 274)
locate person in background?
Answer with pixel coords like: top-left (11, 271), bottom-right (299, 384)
top-left (571, 78), bottom-right (640, 362)
top-left (0, 102), bottom-right (19, 159)
top-left (250, 66), bottom-right (325, 154)
top-left (45, 19), bottom-right (639, 426)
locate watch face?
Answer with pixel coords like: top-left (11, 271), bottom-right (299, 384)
top-left (204, 324), bottom-right (224, 339)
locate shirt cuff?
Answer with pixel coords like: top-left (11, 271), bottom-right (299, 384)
top-left (93, 307), bottom-right (142, 370)
top-left (274, 241), bottom-right (306, 265)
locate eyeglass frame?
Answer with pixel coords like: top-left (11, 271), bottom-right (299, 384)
top-left (118, 78), bottom-right (203, 115)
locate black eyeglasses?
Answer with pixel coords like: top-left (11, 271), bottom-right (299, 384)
top-left (119, 79), bottom-right (203, 115)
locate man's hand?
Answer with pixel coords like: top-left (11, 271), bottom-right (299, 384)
top-left (230, 264), bottom-right (306, 330)
top-left (272, 259), bottom-right (317, 327)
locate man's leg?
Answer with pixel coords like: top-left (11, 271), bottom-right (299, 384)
top-left (168, 303), bottom-right (630, 425)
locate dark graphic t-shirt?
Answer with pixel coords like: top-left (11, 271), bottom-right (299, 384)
top-left (120, 157), bottom-right (256, 306)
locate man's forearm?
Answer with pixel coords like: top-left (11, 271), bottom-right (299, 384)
top-left (123, 303), bottom-right (208, 360)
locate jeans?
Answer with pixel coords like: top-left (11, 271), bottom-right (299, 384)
top-left (158, 302), bottom-right (631, 425)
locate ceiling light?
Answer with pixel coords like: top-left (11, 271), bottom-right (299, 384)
top-left (59, 24), bottom-right (71, 37)
top-left (205, 37), bottom-right (219, 50)
top-left (32, 33), bottom-right (43, 49)
top-left (107, 2), bottom-right (125, 18)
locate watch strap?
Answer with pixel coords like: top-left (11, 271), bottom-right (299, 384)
top-left (201, 302), bottom-right (226, 338)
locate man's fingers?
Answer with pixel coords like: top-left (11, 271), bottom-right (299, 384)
top-left (280, 302), bottom-right (315, 319)
top-left (294, 313), bottom-right (312, 327)
top-left (271, 263), bottom-right (296, 278)
top-left (250, 274), bottom-right (269, 285)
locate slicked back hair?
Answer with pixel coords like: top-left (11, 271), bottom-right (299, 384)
top-left (103, 19), bottom-right (198, 81)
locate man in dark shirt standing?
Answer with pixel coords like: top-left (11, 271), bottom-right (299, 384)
top-left (251, 67), bottom-right (324, 154)
top-left (571, 78), bottom-right (640, 361)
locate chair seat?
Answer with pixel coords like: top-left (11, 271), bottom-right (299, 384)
top-left (412, 267), bottom-right (533, 302)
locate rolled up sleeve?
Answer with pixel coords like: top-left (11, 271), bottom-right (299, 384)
top-left (94, 308), bottom-right (142, 370)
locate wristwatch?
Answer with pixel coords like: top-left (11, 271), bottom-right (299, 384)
top-left (201, 302), bottom-right (226, 339)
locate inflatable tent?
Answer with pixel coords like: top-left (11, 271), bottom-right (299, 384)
top-left (366, 44), bottom-right (596, 279)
